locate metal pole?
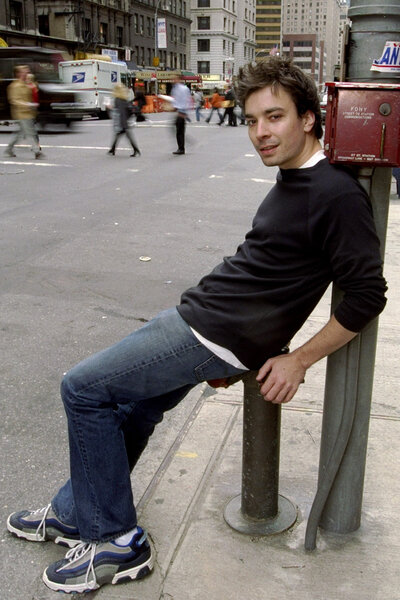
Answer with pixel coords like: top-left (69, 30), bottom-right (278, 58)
top-left (242, 372), bottom-right (280, 518)
top-left (316, 0), bottom-right (399, 536)
top-left (318, 168), bottom-right (391, 534)
top-left (345, 0), bottom-right (400, 84)
top-left (224, 372), bottom-right (297, 535)
top-left (154, 0), bottom-right (161, 96)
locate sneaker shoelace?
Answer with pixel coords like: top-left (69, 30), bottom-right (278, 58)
top-left (34, 504), bottom-right (52, 542)
top-left (60, 530), bottom-right (147, 590)
top-left (64, 542), bottom-right (97, 590)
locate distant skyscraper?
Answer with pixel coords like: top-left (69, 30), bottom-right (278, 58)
top-left (282, 0), bottom-right (347, 81)
top-left (255, 0), bottom-right (282, 58)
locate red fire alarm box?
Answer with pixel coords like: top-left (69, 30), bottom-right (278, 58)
top-left (324, 82), bottom-right (400, 167)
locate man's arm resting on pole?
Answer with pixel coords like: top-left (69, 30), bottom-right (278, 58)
top-left (256, 315), bottom-right (358, 404)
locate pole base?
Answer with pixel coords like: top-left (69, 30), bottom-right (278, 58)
top-left (224, 494), bottom-right (297, 536)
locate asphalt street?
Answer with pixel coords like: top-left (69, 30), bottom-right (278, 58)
top-left (0, 112), bottom-right (277, 599)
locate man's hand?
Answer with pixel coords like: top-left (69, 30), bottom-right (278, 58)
top-left (256, 353), bottom-right (306, 404)
top-left (255, 316), bottom-right (358, 405)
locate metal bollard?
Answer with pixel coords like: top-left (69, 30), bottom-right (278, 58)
top-left (224, 371), bottom-right (297, 535)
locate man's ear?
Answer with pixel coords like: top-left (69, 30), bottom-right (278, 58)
top-left (303, 110), bottom-right (315, 132)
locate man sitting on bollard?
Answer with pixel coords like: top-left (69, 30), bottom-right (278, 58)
top-left (6, 57), bottom-right (387, 594)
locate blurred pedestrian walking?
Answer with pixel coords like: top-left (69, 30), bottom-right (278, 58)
top-left (171, 74), bottom-right (191, 155)
top-left (193, 87), bottom-right (203, 122)
top-left (4, 65), bottom-right (42, 159)
top-left (134, 86), bottom-right (147, 123)
top-left (108, 83), bottom-right (140, 157)
top-left (221, 85), bottom-right (238, 127)
top-left (205, 88), bottom-right (224, 124)
top-left (26, 72), bottom-right (41, 149)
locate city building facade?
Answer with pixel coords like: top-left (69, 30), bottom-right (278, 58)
top-left (0, 0), bottom-right (191, 70)
top-left (190, 0), bottom-right (256, 90)
top-left (281, 33), bottom-right (326, 91)
top-left (282, 0), bottom-right (349, 83)
top-left (0, 0), bottom-right (348, 90)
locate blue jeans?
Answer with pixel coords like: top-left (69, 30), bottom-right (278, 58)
top-left (206, 107), bottom-right (222, 123)
top-left (51, 308), bottom-right (245, 542)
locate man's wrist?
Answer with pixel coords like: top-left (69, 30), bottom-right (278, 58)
top-left (291, 347), bottom-right (313, 371)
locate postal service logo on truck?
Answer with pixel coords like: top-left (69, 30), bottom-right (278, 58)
top-left (72, 72), bottom-right (85, 83)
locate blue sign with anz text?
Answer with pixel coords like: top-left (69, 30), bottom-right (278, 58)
top-left (111, 71), bottom-right (117, 83)
top-left (371, 41), bottom-right (400, 72)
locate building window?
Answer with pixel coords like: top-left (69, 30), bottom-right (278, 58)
top-left (10, 1), bottom-right (23, 30)
top-left (147, 17), bottom-right (152, 36)
top-left (197, 16), bottom-right (210, 30)
top-left (38, 14), bottom-right (50, 36)
top-left (134, 14), bottom-right (139, 34)
top-left (198, 0), bottom-right (210, 6)
top-left (100, 22), bottom-right (108, 44)
top-left (197, 61), bottom-right (210, 74)
top-left (117, 26), bottom-right (123, 47)
top-left (198, 39), bottom-right (210, 52)
top-left (83, 18), bottom-right (91, 41)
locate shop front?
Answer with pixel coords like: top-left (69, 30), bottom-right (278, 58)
top-left (132, 70), bottom-right (202, 112)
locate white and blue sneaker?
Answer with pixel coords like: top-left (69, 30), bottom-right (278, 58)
top-left (7, 504), bottom-right (80, 547)
top-left (42, 527), bottom-right (153, 593)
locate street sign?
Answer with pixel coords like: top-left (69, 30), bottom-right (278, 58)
top-left (371, 41), bottom-right (400, 73)
top-left (157, 18), bottom-right (167, 49)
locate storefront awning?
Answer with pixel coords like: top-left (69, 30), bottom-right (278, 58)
top-left (133, 70), bottom-right (202, 83)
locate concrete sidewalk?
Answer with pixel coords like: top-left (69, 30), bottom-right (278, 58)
top-left (24, 183), bottom-right (400, 599)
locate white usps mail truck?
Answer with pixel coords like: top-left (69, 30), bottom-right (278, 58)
top-left (58, 59), bottom-right (133, 118)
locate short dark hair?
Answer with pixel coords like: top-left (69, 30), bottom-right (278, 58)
top-left (236, 56), bottom-right (323, 139)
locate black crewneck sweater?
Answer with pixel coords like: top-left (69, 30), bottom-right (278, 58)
top-left (177, 159), bottom-right (387, 370)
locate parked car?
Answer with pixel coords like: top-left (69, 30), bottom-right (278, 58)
top-left (320, 92), bottom-right (328, 124)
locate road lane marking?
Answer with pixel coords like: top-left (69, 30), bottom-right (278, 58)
top-left (0, 143), bottom-right (110, 151)
top-left (0, 160), bottom-right (72, 167)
